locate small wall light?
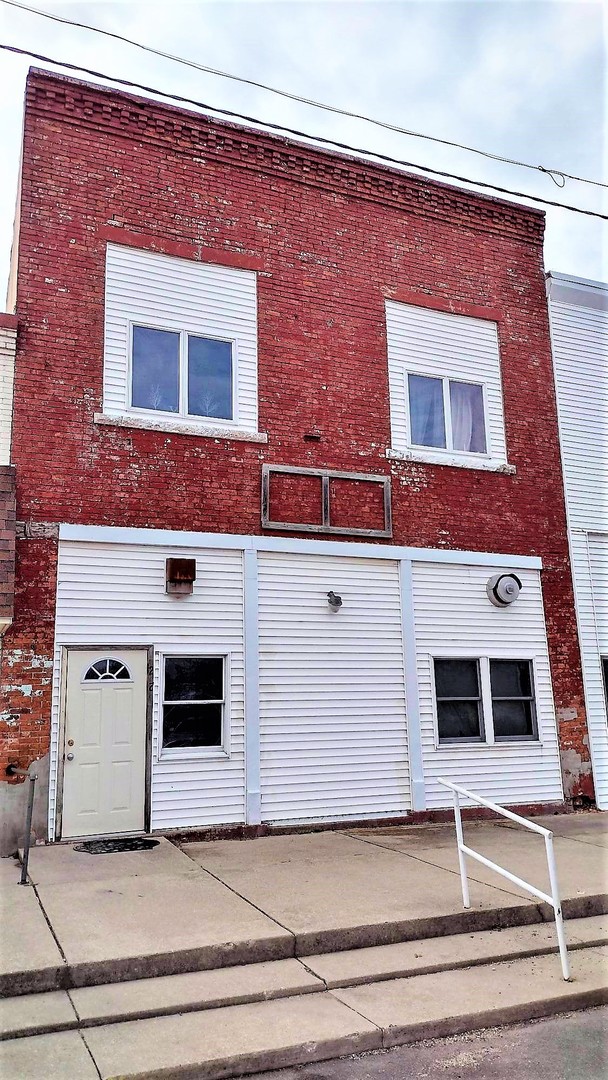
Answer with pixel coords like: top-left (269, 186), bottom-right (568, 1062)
top-left (166, 557), bottom-right (196, 596)
top-left (486, 573), bottom-right (522, 607)
top-left (327, 591), bottom-right (343, 612)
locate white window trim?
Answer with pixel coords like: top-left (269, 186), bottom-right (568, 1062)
top-left (157, 649), bottom-right (231, 762)
top-left (385, 300), bottom-right (514, 473)
top-left (80, 655), bottom-right (134, 684)
top-left (404, 371), bottom-right (492, 461)
top-left (386, 446), bottom-right (515, 473)
top-left (103, 244), bottom-right (262, 439)
top-left (93, 412), bottom-right (268, 443)
top-left (430, 653), bottom-right (541, 749)
top-left (127, 320), bottom-right (239, 428)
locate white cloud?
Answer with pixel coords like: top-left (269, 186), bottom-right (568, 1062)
top-left (0, 0), bottom-right (605, 302)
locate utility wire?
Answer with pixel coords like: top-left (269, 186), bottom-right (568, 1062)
top-left (1, 41), bottom-right (607, 223)
top-left (2, 0), bottom-right (606, 192)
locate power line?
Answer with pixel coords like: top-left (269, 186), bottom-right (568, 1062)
top-left (2, 0), bottom-right (606, 193)
top-left (1, 41), bottom-right (607, 224)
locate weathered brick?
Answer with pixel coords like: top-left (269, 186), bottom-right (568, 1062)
top-left (1, 68), bottom-right (592, 800)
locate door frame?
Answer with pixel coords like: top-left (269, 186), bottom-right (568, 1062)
top-left (55, 644), bottom-right (154, 841)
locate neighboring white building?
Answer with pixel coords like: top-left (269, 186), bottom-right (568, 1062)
top-left (548, 273), bottom-right (608, 810)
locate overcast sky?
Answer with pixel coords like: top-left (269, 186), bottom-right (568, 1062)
top-left (0, 0), bottom-right (605, 306)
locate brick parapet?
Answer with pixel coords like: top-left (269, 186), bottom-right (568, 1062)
top-left (24, 69), bottom-right (544, 247)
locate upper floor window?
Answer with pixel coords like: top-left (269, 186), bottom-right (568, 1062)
top-left (408, 374), bottom-right (487, 454)
top-left (131, 326), bottom-right (233, 421)
top-left (386, 301), bottom-right (510, 471)
top-left (102, 244), bottom-right (260, 438)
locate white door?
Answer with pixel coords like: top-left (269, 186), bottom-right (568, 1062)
top-left (258, 553), bottom-right (410, 823)
top-left (61, 650), bottom-right (148, 838)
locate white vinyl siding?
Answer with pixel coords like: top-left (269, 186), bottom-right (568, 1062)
top-left (103, 244), bottom-right (259, 433)
top-left (258, 552), bottom-right (410, 822)
top-left (412, 562), bottom-right (563, 808)
top-left (549, 277), bottom-right (608, 808)
top-left (0, 324), bottom-right (17, 465)
top-left (385, 301), bottom-right (508, 469)
top-left (584, 533), bottom-right (608, 807)
top-left (52, 541), bottom-right (245, 836)
top-left (50, 527), bottom-right (558, 835)
top-left (550, 298), bottom-right (608, 532)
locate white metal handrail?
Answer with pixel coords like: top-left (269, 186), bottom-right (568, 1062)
top-left (438, 778), bottom-right (570, 980)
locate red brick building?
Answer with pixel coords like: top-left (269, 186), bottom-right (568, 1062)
top-left (0, 68), bottom-right (594, 851)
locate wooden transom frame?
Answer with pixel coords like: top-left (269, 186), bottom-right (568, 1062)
top-left (261, 464), bottom-right (392, 538)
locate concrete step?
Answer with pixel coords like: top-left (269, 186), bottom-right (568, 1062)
top-left (1, 944), bottom-right (607, 1080)
top-left (1, 914), bottom-right (606, 1042)
top-left (4, 873), bottom-right (607, 998)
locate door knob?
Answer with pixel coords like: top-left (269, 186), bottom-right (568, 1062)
top-left (66, 753), bottom-right (74, 761)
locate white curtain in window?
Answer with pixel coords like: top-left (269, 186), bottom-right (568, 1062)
top-left (450, 382), bottom-right (486, 453)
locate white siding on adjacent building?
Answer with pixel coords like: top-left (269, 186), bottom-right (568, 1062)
top-left (590, 535), bottom-right (608, 653)
top-left (0, 324), bottom-right (17, 465)
top-left (52, 541), bottom-right (246, 837)
top-left (549, 274), bottom-right (608, 809)
top-left (550, 293), bottom-right (608, 531)
top-left (258, 552), bottom-right (410, 822)
top-left (103, 243), bottom-right (259, 433)
top-left (385, 301), bottom-right (508, 468)
top-left (412, 562), bottom-right (563, 808)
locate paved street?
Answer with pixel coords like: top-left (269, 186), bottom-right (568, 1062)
top-left (255, 1007), bottom-right (608, 1079)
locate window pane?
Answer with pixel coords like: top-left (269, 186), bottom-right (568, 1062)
top-left (493, 700), bottom-right (535, 739)
top-left (188, 337), bottom-right (233, 420)
top-left (438, 701), bottom-right (482, 740)
top-left (408, 374), bottom-right (446, 448)
top-left (132, 326), bottom-right (179, 413)
top-left (490, 660), bottom-right (532, 698)
top-left (163, 703), bottom-right (222, 748)
top-left (449, 381), bottom-right (486, 453)
top-left (435, 658), bottom-right (480, 698)
top-left (164, 657), bottom-right (224, 701)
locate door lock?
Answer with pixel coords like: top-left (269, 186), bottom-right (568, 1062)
top-left (66, 753), bottom-right (74, 761)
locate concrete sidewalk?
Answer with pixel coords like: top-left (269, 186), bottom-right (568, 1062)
top-left (1, 812), bottom-right (606, 995)
top-left (0, 813), bottom-right (607, 1078)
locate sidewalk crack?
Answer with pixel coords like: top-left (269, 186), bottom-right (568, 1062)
top-left (179, 853), bottom-right (297, 953)
top-left (79, 1029), bottom-right (102, 1079)
top-left (295, 956), bottom-right (327, 990)
top-left (31, 880), bottom-right (69, 966)
top-left (328, 988), bottom-right (383, 1037)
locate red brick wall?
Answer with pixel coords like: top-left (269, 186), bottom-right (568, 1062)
top-left (3, 69), bottom-right (591, 798)
top-left (0, 467), bottom-right (15, 627)
top-left (0, 533), bottom-right (56, 777)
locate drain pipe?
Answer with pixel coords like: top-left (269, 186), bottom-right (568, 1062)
top-left (6, 765), bottom-right (38, 885)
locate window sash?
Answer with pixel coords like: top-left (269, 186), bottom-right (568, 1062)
top-left (406, 373), bottom-right (488, 456)
top-left (160, 654), bottom-right (227, 754)
top-left (434, 658), bottom-right (484, 743)
top-left (434, 656), bottom-right (539, 746)
top-left (490, 659), bottom-right (537, 741)
top-left (129, 323), bottom-right (235, 423)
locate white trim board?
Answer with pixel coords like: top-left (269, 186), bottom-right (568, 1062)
top-left (58, 524), bottom-right (542, 569)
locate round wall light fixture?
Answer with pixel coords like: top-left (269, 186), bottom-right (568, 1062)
top-left (486, 573), bottom-right (522, 607)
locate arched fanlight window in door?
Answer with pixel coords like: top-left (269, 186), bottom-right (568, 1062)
top-left (83, 658), bottom-right (132, 682)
